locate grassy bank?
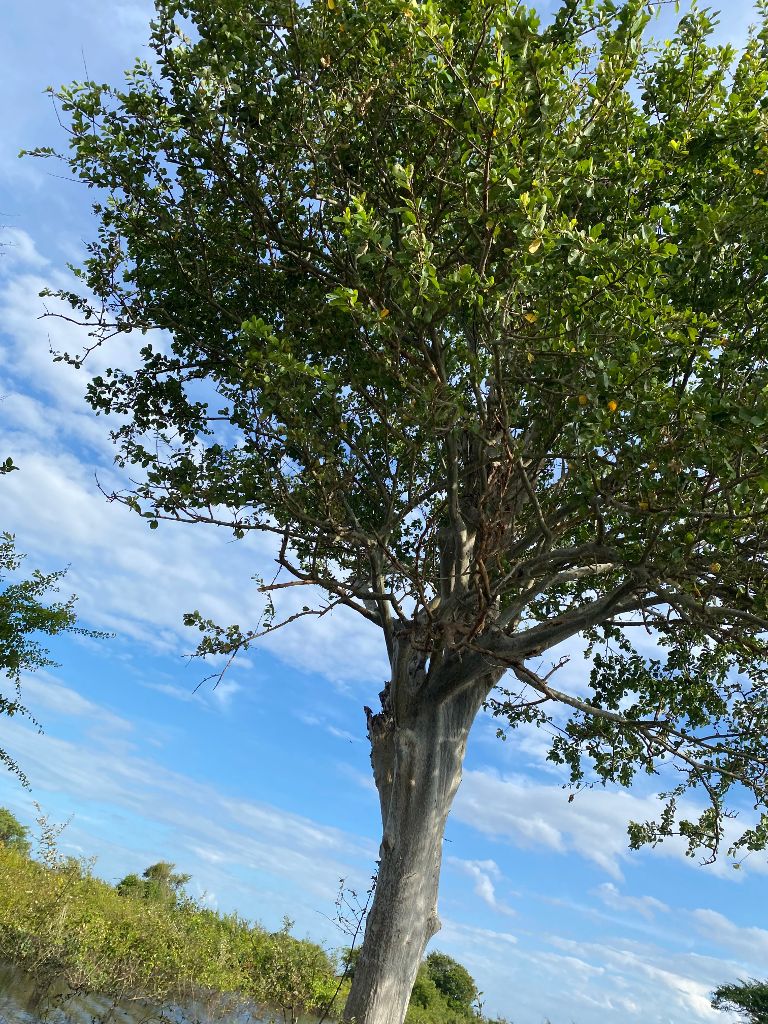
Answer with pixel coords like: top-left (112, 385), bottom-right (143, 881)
top-left (0, 843), bottom-right (339, 1021)
top-left (0, 829), bottom-right (505, 1024)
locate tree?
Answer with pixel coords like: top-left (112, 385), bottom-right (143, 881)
top-left (0, 533), bottom-right (106, 782)
top-left (30, 0), bottom-right (768, 1020)
top-left (424, 952), bottom-right (478, 1014)
top-left (712, 979), bottom-right (768, 1024)
top-left (117, 861), bottom-right (192, 904)
top-left (0, 806), bottom-right (30, 856)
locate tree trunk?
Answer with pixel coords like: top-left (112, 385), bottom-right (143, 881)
top-left (343, 678), bottom-right (488, 1024)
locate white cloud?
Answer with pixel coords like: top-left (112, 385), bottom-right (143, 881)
top-left (447, 857), bottom-right (516, 917)
top-left (547, 936), bottom-right (732, 1024)
top-left (18, 669), bottom-right (133, 734)
top-left (594, 882), bottom-right (670, 921)
top-left (0, 228), bottom-right (47, 271)
top-left (690, 909), bottom-right (768, 970)
top-left (454, 769), bottom-right (758, 880)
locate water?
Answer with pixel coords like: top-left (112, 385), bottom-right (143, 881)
top-left (0, 966), bottom-right (278, 1024)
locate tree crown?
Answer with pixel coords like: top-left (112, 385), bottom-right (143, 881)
top-left (30, 0), bottom-right (768, 859)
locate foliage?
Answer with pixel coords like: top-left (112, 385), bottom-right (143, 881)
top-left (0, 534), bottom-right (110, 783)
top-left (117, 860), bottom-right (192, 905)
top-left (0, 837), bottom-right (339, 1022)
top-left (250, 918), bottom-right (341, 1024)
top-left (0, 819), bottom-right (488, 1024)
top-left (30, 0), bottom-right (768, 865)
top-left (424, 951), bottom-right (479, 1012)
top-left (0, 807), bottom-right (30, 857)
top-left (712, 979), bottom-right (768, 1024)
top-left (406, 960), bottom-right (479, 1024)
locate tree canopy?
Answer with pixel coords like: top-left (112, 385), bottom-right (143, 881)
top-left (36, 0), bottom-right (768, 860)
top-left (712, 979), bottom-right (768, 1024)
top-left (423, 952), bottom-right (479, 1012)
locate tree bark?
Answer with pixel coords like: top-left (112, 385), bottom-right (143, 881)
top-left (344, 676), bottom-right (490, 1024)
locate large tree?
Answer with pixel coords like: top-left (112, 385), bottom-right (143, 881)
top-left (32, 0), bottom-right (768, 1020)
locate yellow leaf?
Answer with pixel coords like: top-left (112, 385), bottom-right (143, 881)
top-left (607, 399), bottom-right (618, 413)
top-left (327, 0), bottom-right (336, 8)
top-left (577, 394), bottom-right (588, 406)
top-left (523, 311), bottom-right (538, 323)
top-left (710, 562), bottom-right (722, 573)
top-left (379, 308), bottom-right (390, 319)
top-left (754, 168), bottom-right (766, 175)
top-left (527, 352), bottom-right (534, 364)
top-left (638, 501), bottom-right (649, 511)
top-left (528, 238), bottom-right (542, 254)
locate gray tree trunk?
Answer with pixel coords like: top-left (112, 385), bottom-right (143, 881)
top-left (343, 676), bottom-right (490, 1024)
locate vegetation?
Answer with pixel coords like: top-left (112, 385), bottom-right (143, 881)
top-left (0, 534), bottom-right (104, 782)
top-left (0, 811), bottom-right (495, 1024)
top-left (30, 0), bottom-right (768, 1019)
top-left (712, 979), bottom-right (768, 1024)
top-left (0, 837), bottom-right (339, 1023)
top-left (408, 953), bottom-right (481, 1024)
top-left (116, 860), bottom-right (192, 905)
top-left (0, 807), bottom-right (30, 856)
top-left (1, 443), bottom-right (109, 782)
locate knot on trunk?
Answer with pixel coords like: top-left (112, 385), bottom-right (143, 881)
top-left (365, 684), bottom-right (394, 742)
top-left (426, 911), bottom-right (442, 940)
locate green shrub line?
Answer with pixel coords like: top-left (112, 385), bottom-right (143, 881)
top-left (0, 842), bottom-right (339, 1022)
top-left (0, 817), bottom-right (506, 1024)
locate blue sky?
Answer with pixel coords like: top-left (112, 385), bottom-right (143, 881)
top-left (1, 1), bottom-right (767, 1022)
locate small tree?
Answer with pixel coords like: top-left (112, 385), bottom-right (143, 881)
top-left (31, 1), bottom-right (768, 1021)
top-left (0, 807), bottom-right (30, 856)
top-left (712, 980), bottom-right (768, 1024)
top-left (117, 861), bottom-right (191, 904)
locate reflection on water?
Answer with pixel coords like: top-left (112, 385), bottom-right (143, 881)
top-left (0, 965), bottom-right (278, 1024)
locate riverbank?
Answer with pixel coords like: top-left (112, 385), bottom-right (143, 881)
top-left (0, 834), bottom-right (506, 1024)
top-left (0, 844), bottom-right (340, 1023)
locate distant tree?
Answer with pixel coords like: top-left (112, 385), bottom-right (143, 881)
top-left (33, 0), bottom-right (768, 1021)
top-left (0, 806), bottom-right (30, 856)
top-left (117, 861), bottom-right (191, 905)
top-left (143, 860), bottom-right (192, 900)
top-left (424, 952), bottom-right (478, 1013)
top-left (712, 980), bottom-right (768, 1024)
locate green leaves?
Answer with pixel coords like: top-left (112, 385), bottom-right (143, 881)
top-left (30, 0), bottom-right (768, 860)
top-left (0, 534), bottom-right (110, 785)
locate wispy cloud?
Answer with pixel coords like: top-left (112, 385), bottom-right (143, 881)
top-left (447, 857), bottom-right (516, 917)
top-left (455, 768), bottom-right (765, 880)
top-left (594, 882), bottom-right (669, 921)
